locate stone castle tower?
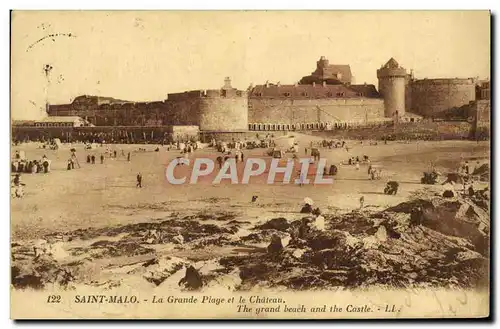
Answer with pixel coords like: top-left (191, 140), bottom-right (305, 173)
top-left (377, 58), bottom-right (407, 118)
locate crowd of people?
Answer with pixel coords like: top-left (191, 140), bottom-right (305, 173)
top-left (11, 151), bottom-right (51, 174)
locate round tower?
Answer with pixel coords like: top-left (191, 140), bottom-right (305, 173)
top-left (377, 58), bottom-right (407, 118)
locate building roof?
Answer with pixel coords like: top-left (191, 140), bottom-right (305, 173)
top-left (248, 83), bottom-right (380, 98)
top-left (320, 64), bottom-right (352, 79)
top-left (348, 84), bottom-right (380, 98)
top-left (383, 57), bottom-right (400, 69)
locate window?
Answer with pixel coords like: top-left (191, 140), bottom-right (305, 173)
top-left (284, 92), bottom-right (291, 97)
top-left (302, 92), bottom-right (308, 97)
top-left (336, 92), bottom-right (345, 97)
top-left (255, 92), bottom-right (262, 97)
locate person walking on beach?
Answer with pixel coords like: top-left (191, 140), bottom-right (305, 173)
top-left (127, 152), bottom-right (131, 162)
top-left (136, 173), bottom-right (142, 188)
top-left (100, 154), bottom-right (104, 164)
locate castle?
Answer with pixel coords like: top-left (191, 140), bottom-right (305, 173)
top-left (42, 56), bottom-right (486, 135)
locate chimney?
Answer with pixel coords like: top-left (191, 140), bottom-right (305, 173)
top-left (313, 82), bottom-right (316, 87)
top-left (277, 81), bottom-right (281, 87)
top-left (265, 80), bottom-right (269, 88)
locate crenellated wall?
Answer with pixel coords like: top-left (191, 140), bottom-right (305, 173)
top-left (47, 88), bottom-right (248, 132)
top-left (410, 78), bottom-right (476, 117)
top-left (248, 98), bottom-right (384, 125)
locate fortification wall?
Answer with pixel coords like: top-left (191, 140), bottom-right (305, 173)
top-left (248, 98), bottom-right (384, 125)
top-left (11, 126), bottom-right (199, 143)
top-left (405, 80), bottom-right (412, 113)
top-left (199, 94), bottom-right (248, 131)
top-left (472, 100), bottom-right (491, 140)
top-left (309, 121), bottom-right (473, 140)
top-left (410, 79), bottom-right (476, 117)
top-left (475, 100), bottom-right (491, 129)
top-left (163, 97), bottom-right (201, 126)
top-left (378, 77), bottom-right (406, 117)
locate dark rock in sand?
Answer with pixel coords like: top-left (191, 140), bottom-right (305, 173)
top-left (178, 265), bottom-right (203, 290)
top-left (255, 218), bottom-right (290, 231)
top-left (300, 204), bottom-right (313, 214)
top-left (307, 230), bottom-right (351, 251)
top-left (11, 253), bottom-right (76, 290)
top-left (88, 240), bottom-right (154, 258)
top-left (443, 190), bottom-right (455, 198)
top-left (473, 163), bottom-right (490, 182)
top-left (241, 229), bottom-right (289, 244)
top-left (267, 235), bottom-right (284, 254)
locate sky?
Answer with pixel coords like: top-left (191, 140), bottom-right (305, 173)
top-left (11, 10), bottom-right (490, 119)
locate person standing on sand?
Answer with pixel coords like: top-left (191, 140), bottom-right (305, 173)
top-left (298, 170), bottom-right (307, 187)
top-left (100, 154), bottom-right (104, 164)
top-left (136, 173), bottom-right (142, 188)
top-left (127, 152), bottom-right (131, 162)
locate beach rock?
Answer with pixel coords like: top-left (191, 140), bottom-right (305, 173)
top-left (267, 235), bottom-right (284, 254)
top-left (143, 256), bottom-right (189, 286)
top-left (178, 265), bottom-right (203, 290)
top-left (256, 217), bottom-right (290, 231)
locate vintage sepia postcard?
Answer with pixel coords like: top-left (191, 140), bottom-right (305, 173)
top-left (10, 10), bottom-right (491, 319)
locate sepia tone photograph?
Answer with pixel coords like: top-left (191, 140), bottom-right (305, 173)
top-left (9, 10), bottom-right (491, 319)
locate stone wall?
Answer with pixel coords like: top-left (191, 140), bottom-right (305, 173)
top-left (198, 93), bottom-right (248, 131)
top-left (378, 77), bottom-right (406, 117)
top-left (475, 100), bottom-right (491, 129)
top-left (410, 79), bottom-right (476, 117)
top-left (248, 98), bottom-right (385, 126)
top-left (11, 126), bottom-right (199, 143)
top-left (309, 120), bottom-right (473, 140)
top-left (472, 100), bottom-right (491, 139)
top-left (163, 97), bottom-right (201, 126)
top-left (48, 89), bottom-right (248, 132)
